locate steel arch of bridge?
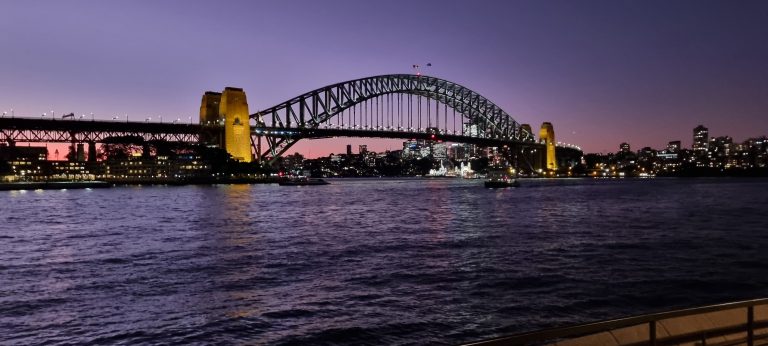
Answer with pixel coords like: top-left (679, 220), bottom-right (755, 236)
top-left (251, 74), bottom-right (535, 160)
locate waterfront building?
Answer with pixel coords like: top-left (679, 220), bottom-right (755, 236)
top-left (447, 143), bottom-right (468, 161)
top-left (740, 137), bottom-right (768, 168)
top-left (657, 149), bottom-right (678, 161)
top-left (402, 139), bottom-right (433, 159)
top-left (693, 125), bottom-right (709, 156)
top-left (0, 145), bottom-right (48, 162)
top-left (0, 145), bottom-right (49, 181)
top-left (708, 136), bottom-right (733, 168)
top-left (280, 153), bottom-right (305, 173)
top-left (51, 161), bottom-right (93, 180)
top-left (101, 155), bottom-right (210, 181)
top-left (432, 142), bottom-right (448, 160)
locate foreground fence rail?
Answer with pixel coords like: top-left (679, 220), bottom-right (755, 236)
top-left (464, 298), bottom-right (768, 346)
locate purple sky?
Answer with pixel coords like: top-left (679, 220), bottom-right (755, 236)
top-left (1, 0), bottom-right (767, 156)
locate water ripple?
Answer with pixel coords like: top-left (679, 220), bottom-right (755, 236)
top-left (2, 178), bottom-right (768, 344)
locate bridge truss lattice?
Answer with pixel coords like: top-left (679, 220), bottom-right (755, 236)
top-left (252, 74), bottom-right (535, 161)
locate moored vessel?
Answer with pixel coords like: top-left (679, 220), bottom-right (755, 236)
top-left (484, 167), bottom-right (520, 188)
top-left (278, 177), bottom-right (330, 186)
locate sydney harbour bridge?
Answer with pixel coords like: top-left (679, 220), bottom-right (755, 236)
top-left (0, 75), bottom-right (572, 169)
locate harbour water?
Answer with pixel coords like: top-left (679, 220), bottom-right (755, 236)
top-left (2, 178), bottom-right (768, 345)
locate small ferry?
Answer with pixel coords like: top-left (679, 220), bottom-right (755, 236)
top-left (484, 167), bottom-right (520, 188)
top-left (278, 177), bottom-right (330, 186)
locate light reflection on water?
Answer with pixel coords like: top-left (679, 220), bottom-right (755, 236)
top-left (2, 178), bottom-right (768, 345)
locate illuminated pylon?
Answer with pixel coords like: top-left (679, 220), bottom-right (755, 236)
top-left (539, 122), bottom-right (557, 171)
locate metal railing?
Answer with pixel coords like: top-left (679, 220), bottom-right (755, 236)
top-left (464, 298), bottom-right (768, 346)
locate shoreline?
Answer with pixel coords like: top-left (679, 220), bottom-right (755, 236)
top-left (0, 177), bottom-right (283, 191)
top-left (0, 181), bottom-right (112, 191)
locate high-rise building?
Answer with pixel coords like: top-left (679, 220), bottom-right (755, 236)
top-left (447, 143), bottom-right (467, 161)
top-left (619, 142), bottom-right (631, 153)
top-left (693, 125), bottom-right (709, 155)
top-left (359, 145), bottom-right (368, 155)
top-left (402, 140), bottom-right (426, 159)
top-left (667, 141), bottom-right (681, 152)
top-left (346, 144), bottom-right (352, 156)
top-left (432, 142), bottom-right (448, 160)
top-left (709, 136), bottom-right (733, 167)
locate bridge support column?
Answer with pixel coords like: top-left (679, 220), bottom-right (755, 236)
top-left (539, 122), bottom-right (557, 172)
top-left (200, 88), bottom-right (253, 162)
top-left (67, 144), bottom-right (76, 162)
top-left (142, 143), bottom-right (151, 158)
top-left (88, 142), bottom-right (97, 162)
top-left (221, 87), bottom-right (253, 162)
top-left (199, 91), bottom-right (223, 146)
top-left (254, 134), bottom-right (262, 163)
top-left (69, 132), bottom-right (77, 162)
top-left (76, 143), bottom-right (85, 162)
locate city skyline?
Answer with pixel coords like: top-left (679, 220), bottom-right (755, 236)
top-left (2, 1), bottom-right (768, 156)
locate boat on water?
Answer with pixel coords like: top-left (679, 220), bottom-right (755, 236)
top-left (484, 167), bottom-right (520, 188)
top-left (278, 177), bottom-right (330, 186)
